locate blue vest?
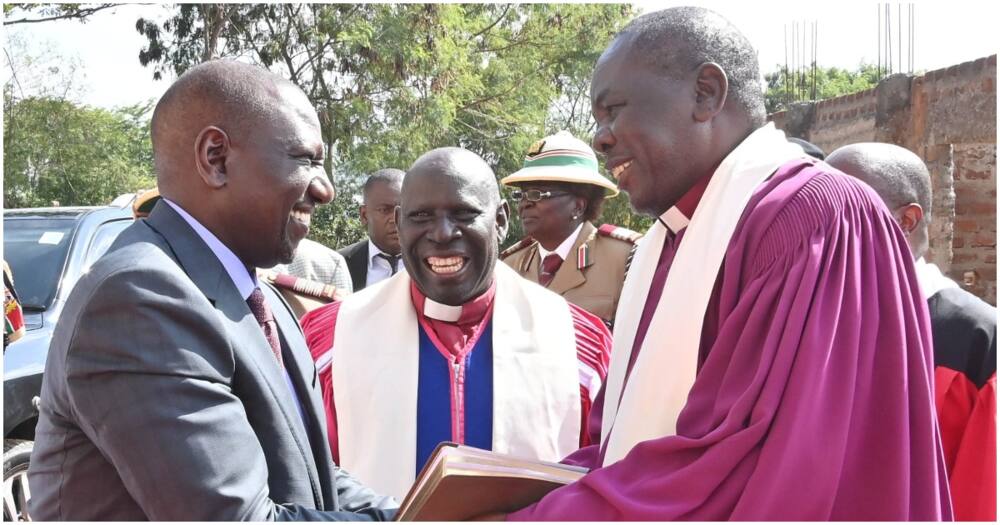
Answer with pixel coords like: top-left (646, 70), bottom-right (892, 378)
top-left (415, 321), bottom-right (494, 470)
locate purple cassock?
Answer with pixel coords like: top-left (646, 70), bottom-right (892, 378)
top-left (508, 158), bottom-right (953, 520)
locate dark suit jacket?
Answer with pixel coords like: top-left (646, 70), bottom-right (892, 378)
top-left (928, 286), bottom-right (997, 387)
top-left (27, 202), bottom-right (396, 521)
top-left (338, 240), bottom-right (369, 292)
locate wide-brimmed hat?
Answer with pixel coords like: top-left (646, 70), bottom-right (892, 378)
top-left (501, 130), bottom-right (619, 197)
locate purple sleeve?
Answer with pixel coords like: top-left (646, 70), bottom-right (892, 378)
top-left (509, 171), bottom-right (950, 520)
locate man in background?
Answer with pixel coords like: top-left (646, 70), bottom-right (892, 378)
top-left (829, 142), bottom-right (996, 521)
top-left (267, 237), bottom-right (353, 318)
top-left (340, 168), bottom-right (405, 290)
top-left (275, 238), bottom-right (353, 295)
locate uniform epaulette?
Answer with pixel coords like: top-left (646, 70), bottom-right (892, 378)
top-left (500, 236), bottom-right (536, 260)
top-left (597, 224), bottom-right (642, 244)
top-left (258, 269), bottom-right (338, 301)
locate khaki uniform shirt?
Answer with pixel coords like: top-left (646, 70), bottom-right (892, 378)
top-left (501, 221), bottom-right (639, 326)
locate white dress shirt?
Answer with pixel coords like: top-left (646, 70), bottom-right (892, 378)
top-left (366, 238), bottom-right (407, 287)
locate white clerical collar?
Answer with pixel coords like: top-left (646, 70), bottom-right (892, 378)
top-left (660, 207), bottom-right (690, 234)
top-left (537, 222), bottom-right (584, 261)
top-left (423, 297), bottom-right (462, 322)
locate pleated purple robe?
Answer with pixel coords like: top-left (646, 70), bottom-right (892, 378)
top-left (508, 159), bottom-right (953, 520)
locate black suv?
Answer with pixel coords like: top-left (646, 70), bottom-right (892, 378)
top-left (3, 201), bottom-right (134, 521)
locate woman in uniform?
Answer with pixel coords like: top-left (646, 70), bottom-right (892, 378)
top-left (500, 131), bottom-right (640, 329)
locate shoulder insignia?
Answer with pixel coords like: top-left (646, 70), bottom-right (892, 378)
top-left (597, 224), bottom-right (643, 244)
top-left (258, 269), bottom-right (338, 301)
top-left (500, 237), bottom-right (536, 260)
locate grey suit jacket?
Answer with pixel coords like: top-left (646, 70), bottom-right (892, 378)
top-left (27, 202), bottom-right (396, 521)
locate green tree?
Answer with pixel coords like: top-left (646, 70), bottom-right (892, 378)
top-left (764, 63), bottom-right (882, 114)
top-left (3, 97), bottom-right (156, 208)
top-left (134, 3), bottom-right (637, 248)
top-left (3, 34), bottom-right (156, 208)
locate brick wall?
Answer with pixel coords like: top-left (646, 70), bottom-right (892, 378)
top-left (770, 55), bottom-right (997, 304)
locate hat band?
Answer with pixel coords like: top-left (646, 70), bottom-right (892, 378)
top-left (522, 154), bottom-right (599, 171)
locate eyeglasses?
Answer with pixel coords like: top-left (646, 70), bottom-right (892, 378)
top-left (509, 189), bottom-right (569, 202)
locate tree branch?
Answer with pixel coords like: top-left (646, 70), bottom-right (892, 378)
top-left (470, 4), bottom-right (511, 39)
top-left (4, 4), bottom-right (116, 25)
top-left (459, 62), bottom-right (549, 111)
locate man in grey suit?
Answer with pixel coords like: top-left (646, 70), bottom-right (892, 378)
top-left (27, 60), bottom-right (396, 520)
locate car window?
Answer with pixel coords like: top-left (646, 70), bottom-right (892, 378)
top-left (83, 220), bottom-right (132, 270)
top-left (2, 218), bottom-right (77, 310)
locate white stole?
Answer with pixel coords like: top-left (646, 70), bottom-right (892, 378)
top-left (601, 124), bottom-right (807, 466)
top-left (332, 263), bottom-right (581, 498)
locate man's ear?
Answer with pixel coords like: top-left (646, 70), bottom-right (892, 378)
top-left (194, 126), bottom-right (230, 189)
top-left (693, 62), bottom-right (728, 123)
top-left (896, 203), bottom-right (924, 235)
top-left (360, 204), bottom-right (370, 226)
top-left (495, 200), bottom-right (510, 244)
top-left (392, 205), bottom-right (401, 228)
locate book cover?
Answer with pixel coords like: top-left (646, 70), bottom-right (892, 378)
top-left (395, 442), bottom-right (588, 521)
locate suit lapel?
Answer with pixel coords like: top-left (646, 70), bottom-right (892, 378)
top-left (548, 222), bottom-right (594, 294)
top-left (346, 241), bottom-right (369, 291)
top-left (521, 243), bottom-right (541, 275)
top-left (145, 202), bottom-right (231, 305)
top-left (146, 202), bottom-right (327, 508)
top-left (261, 283), bottom-right (334, 508)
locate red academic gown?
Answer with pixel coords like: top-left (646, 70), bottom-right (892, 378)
top-left (301, 280), bottom-right (612, 463)
top-left (509, 158), bottom-right (951, 520)
top-left (928, 286), bottom-right (997, 521)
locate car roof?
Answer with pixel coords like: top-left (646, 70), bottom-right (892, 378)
top-left (4, 206), bottom-right (132, 221)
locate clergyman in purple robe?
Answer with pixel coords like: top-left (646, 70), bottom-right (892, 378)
top-left (491, 6), bottom-right (951, 521)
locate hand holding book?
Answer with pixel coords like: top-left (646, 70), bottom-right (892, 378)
top-left (395, 443), bottom-right (588, 521)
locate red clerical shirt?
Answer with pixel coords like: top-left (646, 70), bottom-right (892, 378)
top-left (409, 281), bottom-right (496, 358)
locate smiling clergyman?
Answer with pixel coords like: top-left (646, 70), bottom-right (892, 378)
top-left (300, 147), bottom-right (613, 499)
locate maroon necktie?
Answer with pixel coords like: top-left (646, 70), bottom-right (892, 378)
top-left (246, 287), bottom-right (283, 367)
top-left (538, 253), bottom-right (563, 287)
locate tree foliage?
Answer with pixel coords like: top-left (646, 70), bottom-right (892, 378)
top-left (3, 34), bottom-right (156, 208)
top-left (764, 63), bottom-right (882, 114)
top-left (135, 3), bottom-right (639, 247)
top-left (3, 97), bottom-right (156, 208)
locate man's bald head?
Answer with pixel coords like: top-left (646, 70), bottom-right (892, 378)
top-left (828, 142), bottom-right (932, 259)
top-left (148, 59), bottom-right (333, 270)
top-left (618, 7), bottom-right (766, 127)
top-left (403, 147), bottom-right (501, 207)
top-left (151, 60), bottom-right (310, 195)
